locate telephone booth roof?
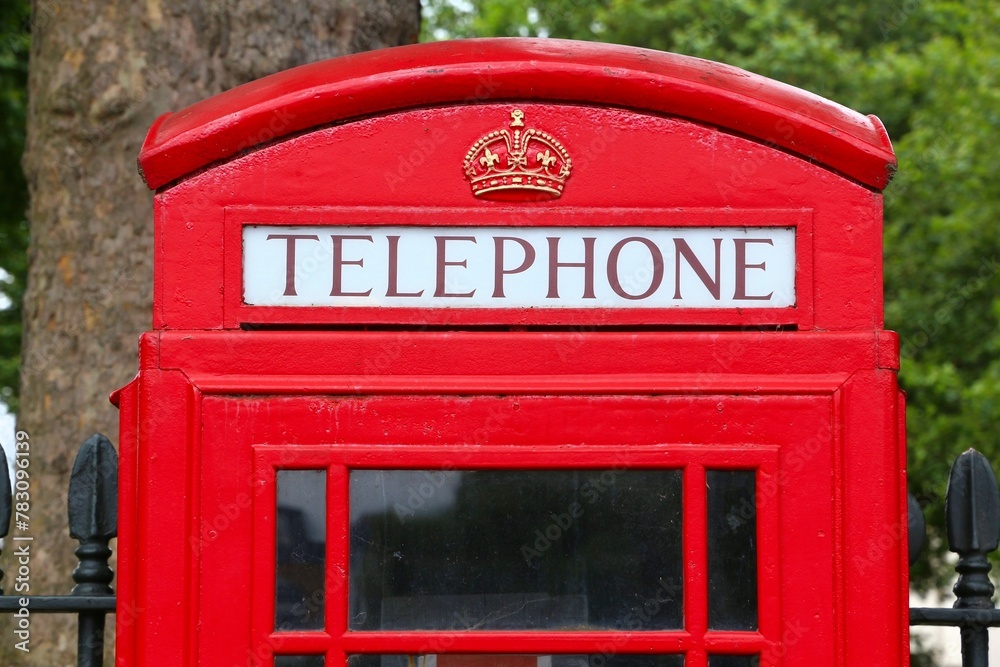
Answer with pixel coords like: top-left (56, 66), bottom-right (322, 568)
top-left (138, 38), bottom-right (896, 191)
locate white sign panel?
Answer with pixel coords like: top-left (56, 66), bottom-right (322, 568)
top-left (243, 226), bottom-right (795, 308)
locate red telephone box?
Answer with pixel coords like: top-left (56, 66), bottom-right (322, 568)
top-left (117, 39), bottom-right (906, 667)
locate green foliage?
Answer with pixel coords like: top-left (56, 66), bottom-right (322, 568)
top-left (883, 11), bottom-right (1000, 588)
top-left (0, 0), bottom-right (29, 412)
top-left (423, 0), bottom-right (1000, 591)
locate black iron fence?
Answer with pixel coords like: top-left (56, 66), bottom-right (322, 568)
top-left (0, 434), bottom-right (117, 667)
top-left (910, 448), bottom-right (1000, 666)
top-left (0, 435), bottom-right (996, 666)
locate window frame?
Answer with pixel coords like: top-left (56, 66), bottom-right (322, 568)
top-left (252, 443), bottom-right (780, 667)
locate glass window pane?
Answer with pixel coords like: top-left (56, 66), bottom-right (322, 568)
top-left (276, 470), bottom-right (327, 631)
top-left (350, 470), bottom-right (683, 631)
top-left (275, 656), bottom-right (325, 667)
top-left (348, 655), bottom-right (684, 667)
top-left (708, 656), bottom-right (759, 667)
top-left (706, 470), bottom-right (758, 630)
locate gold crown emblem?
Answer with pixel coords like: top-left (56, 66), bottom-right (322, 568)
top-left (463, 109), bottom-right (572, 200)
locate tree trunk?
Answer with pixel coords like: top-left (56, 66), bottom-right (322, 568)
top-left (12, 1), bottom-right (419, 664)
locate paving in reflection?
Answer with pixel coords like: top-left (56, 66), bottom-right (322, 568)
top-left (348, 470), bottom-right (684, 632)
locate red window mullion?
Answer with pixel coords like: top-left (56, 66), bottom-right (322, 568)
top-left (701, 631), bottom-right (771, 651)
top-left (685, 462), bottom-right (708, 667)
top-left (261, 631), bottom-right (772, 660)
top-left (756, 461), bottom-right (782, 666)
top-left (338, 631), bottom-right (695, 654)
top-left (252, 458), bottom-right (279, 652)
top-left (328, 465), bottom-right (350, 638)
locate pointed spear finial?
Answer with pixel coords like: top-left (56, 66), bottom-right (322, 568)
top-left (946, 448), bottom-right (1000, 609)
top-left (68, 434), bottom-right (118, 596)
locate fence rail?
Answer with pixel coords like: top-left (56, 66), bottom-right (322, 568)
top-left (0, 435), bottom-right (998, 666)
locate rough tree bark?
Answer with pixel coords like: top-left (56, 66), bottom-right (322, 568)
top-left (11, 1), bottom-right (419, 664)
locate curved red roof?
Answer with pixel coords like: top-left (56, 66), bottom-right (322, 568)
top-left (138, 38), bottom-right (896, 190)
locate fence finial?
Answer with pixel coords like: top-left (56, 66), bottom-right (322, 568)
top-left (0, 446), bottom-right (10, 594)
top-left (68, 433), bottom-right (118, 596)
top-left (947, 448), bottom-right (1000, 604)
top-left (946, 448), bottom-right (1000, 665)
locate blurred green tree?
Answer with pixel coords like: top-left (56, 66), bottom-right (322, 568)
top-left (0, 0), bottom-right (29, 412)
top-left (422, 0), bottom-right (1000, 592)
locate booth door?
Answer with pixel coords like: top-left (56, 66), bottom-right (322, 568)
top-left (196, 391), bottom-right (836, 667)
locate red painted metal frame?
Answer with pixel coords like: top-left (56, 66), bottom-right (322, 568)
top-left (138, 39), bottom-right (895, 191)
top-left (223, 206), bottom-right (814, 328)
top-left (114, 329), bottom-right (906, 666)
top-left (201, 385), bottom-right (819, 667)
top-left (249, 445), bottom-right (780, 667)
